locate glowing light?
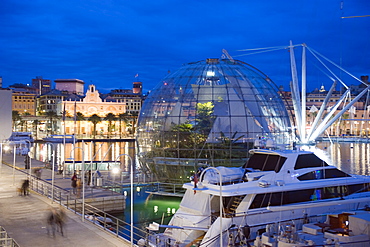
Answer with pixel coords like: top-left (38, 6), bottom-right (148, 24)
top-left (172, 208), bottom-right (176, 214)
top-left (112, 167), bottom-right (120, 174)
top-left (206, 71), bottom-right (215, 77)
top-left (154, 205), bottom-right (158, 213)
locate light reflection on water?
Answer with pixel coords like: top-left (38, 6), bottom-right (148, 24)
top-left (32, 141), bottom-right (136, 172)
top-left (113, 187), bottom-right (181, 239)
top-left (313, 142), bottom-right (370, 176)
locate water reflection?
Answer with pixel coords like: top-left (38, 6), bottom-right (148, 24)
top-left (315, 142), bottom-right (370, 175)
top-left (32, 141), bottom-right (136, 173)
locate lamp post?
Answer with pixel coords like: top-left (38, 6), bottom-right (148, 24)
top-left (45, 142), bottom-right (56, 202)
top-left (12, 144), bottom-right (16, 185)
top-left (70, 145), bottom-right (85, 222)
top-left (197, 167), bottom-right (223, 247)
top-left (114, 153), bottom-right (133, 246)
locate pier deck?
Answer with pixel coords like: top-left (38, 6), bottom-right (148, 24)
top-left (0, 153), bottom-right (131, 247)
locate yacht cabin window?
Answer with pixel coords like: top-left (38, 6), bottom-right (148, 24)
top-left (298, 168), bottom-right (351, 181)
top-left (294, 154), bottom-right (329, 169)
top-left (249, 183), bottom-right (370, 209)
top-left (244, 153), bottom-right (286, 172)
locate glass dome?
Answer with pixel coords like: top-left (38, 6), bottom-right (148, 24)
top-left (137, 58), bottom-right (292, 183)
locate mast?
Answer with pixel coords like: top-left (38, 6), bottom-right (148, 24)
top-left (62, 102), bottom-right (66, 178)
top-left (301, 44), bottom-right (307, 143)
top-left (289, 41), bottom-right (302, 141)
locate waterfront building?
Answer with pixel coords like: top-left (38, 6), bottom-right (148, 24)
top-left (32, 76), bottom-right (51, 95)
top-left (37, 89), bottom-right (72, 115)
top-left (105, 81), bottom-right (143, 115)
top-left (9, 84), bottom-right (38, 116)
top-left (60, 84), bottom-right (128, 137)
top-left (55, 78), bottom-right (85, 95)
top-left (0, 88), bottom-right (13, 140)
top-left (6, 77), bottom-right (143, 139)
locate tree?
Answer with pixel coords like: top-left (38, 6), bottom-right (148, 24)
top-left (76, 112), bottom-right (85, 135)
top-left (32, 120), bottom-right (39, 140)
top-left (104, 113), bottom-right (117, 138)
top-left (12, 111), bottom-right (22, 131)
top-left (129, 112), bottom-right (139, 135)
top-left (45, 111), bottom-right (60, 135)
top-left (117, 113), bottom-right (129, 138)
top-left (88, 114), bottom-right (101, 139)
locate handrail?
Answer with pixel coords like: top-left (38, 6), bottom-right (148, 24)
top-left (27, 176), bottom-right (156, 244)
top-left (0, 226), bottom-right (20, 247)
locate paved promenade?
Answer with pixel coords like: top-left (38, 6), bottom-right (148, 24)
top-left (0, 153), bottom-right (131, 247)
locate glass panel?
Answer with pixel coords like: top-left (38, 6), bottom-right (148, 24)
top-left (137, 59), bottom-right (292, 183)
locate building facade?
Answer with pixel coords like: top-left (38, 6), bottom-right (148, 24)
top-left (55, 79), bottom-right (85, 95)
top-left (32, 76), bottom-right (51, 95)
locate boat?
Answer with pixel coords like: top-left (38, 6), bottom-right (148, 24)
top-left (43, 135), bottom-right (77, 143)
top-left (8, 132), bottom-right (34, 142)
top-left (146, 148), bottom-right (370, 246)
top-left (254, 210), bottom-right (370, 247)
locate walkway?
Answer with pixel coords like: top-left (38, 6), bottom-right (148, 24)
top-left (0, 153), bottom-right (131, 247)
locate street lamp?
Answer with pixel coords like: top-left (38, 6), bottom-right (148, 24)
top-left (12, 144), bottom-right (16, 185)
top-left (0, 142), bottom-right (16, 183)
top-left (45, 142), bottom-right (56, 202)
top-left (114, 153), bottom-right (133, 246)
top-left (70, 145), bottom-right (85, 222)
top-left (195, 167), bottom-right (224, 247)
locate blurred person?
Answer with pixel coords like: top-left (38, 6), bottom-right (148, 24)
top-left (76, 178), bottom-right (82, 198)
top-left (71, 171), bottom-right (77, 194)
top-left (21, 179), bottom-right (29, 196)
top-left (46, 207), bottom-right (56, 237)
top-left (55, 207), bottom-right (66, 236)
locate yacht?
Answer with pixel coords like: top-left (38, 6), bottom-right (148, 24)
top-left (146, 148), bottom-right (370, 246)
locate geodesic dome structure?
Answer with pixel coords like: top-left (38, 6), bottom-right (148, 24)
top-left (136, 58), bottom-right (292, 183)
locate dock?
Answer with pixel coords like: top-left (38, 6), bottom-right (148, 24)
top-left (0, 153), bottom-right (131, 247)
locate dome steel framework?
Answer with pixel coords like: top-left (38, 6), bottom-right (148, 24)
top-left (136, 58), bottom-right (292, 183)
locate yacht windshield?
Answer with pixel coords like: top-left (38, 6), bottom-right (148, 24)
top-left (294, 154), bottom-right (329, 169)
top-left (244, 153), bottom-right (286, 172)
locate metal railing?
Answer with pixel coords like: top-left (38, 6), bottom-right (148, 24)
top-left (27, 176), bottom-right (157, 244)
top-left (152, 182), bottom-right (186, 196)
top-left (0, 226), bottom-right (20, 247)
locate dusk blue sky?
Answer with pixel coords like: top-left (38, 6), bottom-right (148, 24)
top-left (1, 0), bottom-right (369, 93)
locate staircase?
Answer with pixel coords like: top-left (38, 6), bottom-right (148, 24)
top-left (185, 234), bottom-right (205, 247)
top-left (227, 195), bottom-right (245, 217)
